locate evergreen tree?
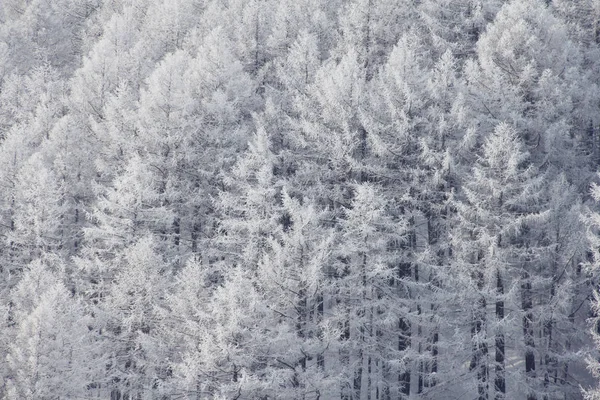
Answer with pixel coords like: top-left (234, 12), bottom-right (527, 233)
top-left (465, 0), bottom-right (592, 179)
top-left (364, 34), bottom-right (459, 396)
top-left (5, 259), bottom-right (99, 399)
top-left (451, 123), bottom-right (548, 399)
top-left (101, 236), bottom-right (169, 399)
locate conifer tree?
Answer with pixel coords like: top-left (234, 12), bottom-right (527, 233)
top-left (451, 123), bottom-right (548, 399)
top-left (101, 236), bottom-right (169, 399)
top-left (5, 259), bottom-right (99, 399)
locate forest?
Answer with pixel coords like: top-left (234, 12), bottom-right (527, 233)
top-left (2, 0), bottom-right (600, 399)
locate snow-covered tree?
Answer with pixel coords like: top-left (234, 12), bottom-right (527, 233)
top-left (450, 123), bottom-right (550, 399)
top-left (419, 0), bottom-right (504, 57)
top-left (5, 259), bottom-right (99, 399)
top-left (101, 236), bottom-right (169, 399)
top-left (582, 176), bottom-right (600, 400)
top-left (335, 0), bottom-right (416, 80)
top-left (330, 183), bottom-right (410, 399)
top-left (465, 0), bottom-right (593, 180)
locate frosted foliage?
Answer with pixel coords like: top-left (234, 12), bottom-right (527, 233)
top-left (477, 0), bottom-right (577, 76)
top-left (107, 237), bottom-right (165, 337)
top-left (7, 268), bottom-right (95, 400)
top-left (0, 0), bottom-right (598, 399)
top-left (480, 123), bottom-right (529, 180)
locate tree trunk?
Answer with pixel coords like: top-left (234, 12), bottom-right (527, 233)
top-left (398, 260), bottom-right (411, 397)
top-left (522, 272), bottom-right (536, 400)
top-left (417, 302), bottom-right (424, 395)
top-left (398, 315), bottom-right (411, 398)
top-left (470, 271), bottom-right (488, 400)
top-left (317, 290), bottom-right (325, 369)
top-left (495, 269), bottom-right (505, 399)
top-left (426, 213), bottom-right (440, 389)
top-left (364, 0), bottom-right (373, 81)
top-left (354, 349), bottom-right (363, 400)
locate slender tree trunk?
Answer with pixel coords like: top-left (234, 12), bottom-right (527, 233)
top-left (341, 304), bottom-right (351, 400)
top-left (382, 361), bottom-right (391, 400)
top-left (364, 0), bottom-right (373, 81)
top-left (367, 354), bottom-right (372, 400)
top-left (317, 290), bottom-right (325, 370)
top-left (173, 216), bottom-right (180, 247)
top-left (522, 271), bottom-right (536, 400)
top-left (471, 271), bottom-right (488, 400)
top-left (398, 315), bottom-right (411, 398)
top-left (426, 213), bottom-right (440, 389)
top-left (395, 214), bottom-right (414, 399)
top-left (254, 10), bottom-right (260, 73)
top-left (297, 287), bottom-right (307, 370)
top-left (417, 302), bottom-right (424, 395)
top-left (297, 247), bottom-right (307, 391)
top-left (542, 315), bottom-right (553, 400)
top-left (429, 323), bottom-right (439, 387)
top-left (74, 207), bottom-right (79, 249)
top-left (495, 269), bottom-right (505, 399)
top-left (398, 258), bottom-right (411, 397)
top-left (354, 251), bottom-right (368, 399)
top-left (190, 212), bottom-right (200, 256)
top-left (543, 243), bottom-right (559, 400)
top-left (354, 349), bottom-right (363, 400)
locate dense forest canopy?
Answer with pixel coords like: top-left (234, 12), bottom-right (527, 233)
top-left (2, 0), bottom-right (600, 399)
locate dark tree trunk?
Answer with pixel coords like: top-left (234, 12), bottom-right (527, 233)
top-left (354, 349), bottom-right (363, 399)
top-left (397, 219), bottom-right (415, 398)
top-left (173, 216), bottom-right (180, 247)
top-left (471, 271), bottom-right (488, 400)
top-left (425, 213), bottom-right (440, 389)
top-left (398, 316), bottom-right (411, 397)
top-left (522, 272), bottom-right (536, 400)
top-left (317, 291), bottom-right (325, 369)
top-left (495, 270), bottom-right (505, 399)
top-left (398, 258), bottom-right (411, 399)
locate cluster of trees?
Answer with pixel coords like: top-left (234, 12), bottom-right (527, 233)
top-left (1, 0), bottom-right (600, 399)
